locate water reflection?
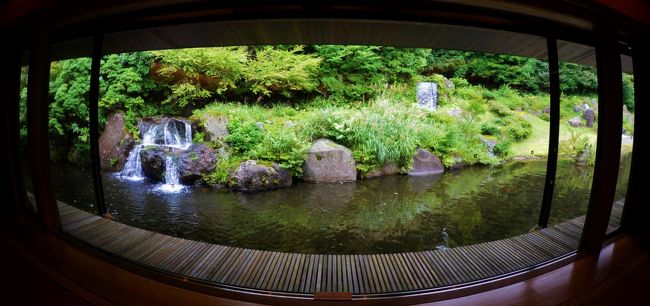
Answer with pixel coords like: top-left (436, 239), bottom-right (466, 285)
top-left (51, 154), bottom-right (631, 254)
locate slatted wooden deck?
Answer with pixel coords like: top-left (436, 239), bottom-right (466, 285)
top-left (57, 202), bottom-right (622, 296)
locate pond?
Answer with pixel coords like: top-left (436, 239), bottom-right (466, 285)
top-left (52, 153), bottom-right (631, 254)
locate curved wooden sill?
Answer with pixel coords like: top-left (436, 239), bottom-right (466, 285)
top-left (58, 203), bottom-right (589, 297)
top-left (3, 202), bottom-right (648, 305)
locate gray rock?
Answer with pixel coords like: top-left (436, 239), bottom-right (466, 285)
top-left (543, 106), bottom-right (551, 114)
top-left (203, 114), bottom-right (229, 141)
top-left (178, 143), bottom-right (218, 184)
top-left (573, 104), bottom-right (583, 113)
top-left (140, 144), bottom-right (220, 185)
top-left (582, 108), bottom-right (596, 127)
top-left (303, 139), bottom-right (357, 183)
top-left (137, 117), bottom-right (158, 137)
top-left (99, 112), bottom-right (135, 171)
top-left (408, 173), bottom-right (443, 193)
top-left (590, 98), bottom-right (599, 112)
top-left (140, 146), bottom-right (171, 182)
top-left (444, 78), bottom-right (454, 90)
top-left (408, 148), bottom-right (444, 176)
top-left (568, 116), bottom-right (583, 127)
top-left (364, 162), bottom-right (400, 179)
top-left (480, 136), bottom-right (497, 157)
top-left (450, 156), bottom-right (465, 171)
top-left (255, 122), bottom-right (265, 131)
top-left (623, 105), bottom-right (631, 116)
top-left (231, 160), bottom-right (292, 192)
top-left (416, 82), bottom-right (438, 110)
top-left (138, 117), bottom-right (190, 146)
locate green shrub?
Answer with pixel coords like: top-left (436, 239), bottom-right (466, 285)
top-left (494, 85), bottom-right (526, 110)
top-left (454, 85), bottom-right (485, 101)
top-left (450, 77), bottom-right (469, 88)
top-left (250, 127), bottom-right (309, 175)
top-left (622, 73), bottom-right (635, 112)
top-left (340, 101), bottom-right (420, 168)
top-left (497, 116), bottom-right (532, 141)
top-left (559, 132), bottom-right (595, 165)
top-left (193, 131), bottom-right (205, 143)
top-left (493, 140), bottom-right (511, 157)
top-left (467, 99), bottom-right (487, 117)
top-left (480, 122), bottom-right (500, 136)
top-left (352, 150), bottom-right (381, 175)
top-left (487, 100), bottom-right (513, 117)
top-left (539, 112), bottom-right (550, 121)
top-left (225, 120), bottom-right (263, 153)
top-left (482, 90), bottom-right (497, 101)
top-left (623, 116), bottom-right (634, 135)
top-left (203, 155), bottom-right (241, 186)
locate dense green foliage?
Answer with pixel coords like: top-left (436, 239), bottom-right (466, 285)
top-left (48, 58), bottom-right (92, 152)
top-left (45, 52), bottom-right (165, 159)
top-left (428, 49), bottom-right (600, 95)
top-left (19, 67), bottom-right (29, 140)
top-left (100, 52), bottom-right (163, 134)
top-left (314, 46), bottom-right (430, 102)
top-left (35, 44), bottom-right (634, 172)
top-left (153, 46), bottom-right (321, 107)
top-left (622, 73), bottom-right (635, 111)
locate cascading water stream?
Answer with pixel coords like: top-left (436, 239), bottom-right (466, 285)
top-left (120, 146), bottom-right (145, 181)
top-left (157, 155), bottom-right (184, 193)
top-left (119, 118), bottom-right (192, 192)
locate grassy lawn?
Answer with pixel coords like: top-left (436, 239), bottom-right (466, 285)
top-left (511, 114), bottom-right (598, 157)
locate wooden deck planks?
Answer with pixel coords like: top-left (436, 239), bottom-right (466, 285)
top-left (60, 202), bottom-right (610, 295)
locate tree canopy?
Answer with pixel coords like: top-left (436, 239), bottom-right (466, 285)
top-left (35, 45), bottom-right (628, 161)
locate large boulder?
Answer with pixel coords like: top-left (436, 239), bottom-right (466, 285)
top-left (568, 116), bottom-right (583, 127)
top-left (408, 148), bottom-right (444, 176)
top-left (178, 144), bottom-right (218, 184)
top-left (231, 160), bottom-right (292, 192)
top-left (363, 162), bottom-right (400, 179)
top-left (203, 114), bottom-right (229, 141)
top-left (582, 108), bottom-right (596, 128)
top-left (303, 139), bottom-right (357, 183)
top-left (137, 117), bottom-right (158, 138)
top-left (99, 112), bottom-right (135, 171)
top-left (140, 146), bottom-right (171, 182)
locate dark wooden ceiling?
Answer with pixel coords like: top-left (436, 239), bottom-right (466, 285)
top-left (50, 19), bottom-right (633, 72)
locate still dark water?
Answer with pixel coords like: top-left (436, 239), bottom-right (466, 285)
top-left (52, 154), bottom-right (631, 254)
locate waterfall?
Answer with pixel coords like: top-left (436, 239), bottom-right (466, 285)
top-left (119, 117), bottom-right (192, 192)
top-left (120, 145), bottom-right (145, 181)
top-left (157, 156), bottom-right (184, 193)
top-left (160, 117), bottom-right (192, 149)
